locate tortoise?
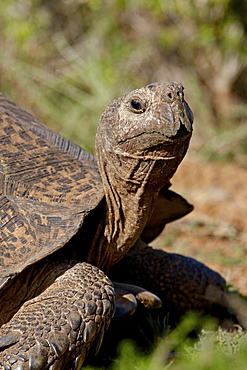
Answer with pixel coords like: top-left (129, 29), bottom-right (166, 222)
top-left (0, 82), bottom-right (228, 369)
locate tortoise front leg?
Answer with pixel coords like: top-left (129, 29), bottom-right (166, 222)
top-left (110, 240), bottom-right (228, 319)
top-left (0, 262), bottom-right (115, 370)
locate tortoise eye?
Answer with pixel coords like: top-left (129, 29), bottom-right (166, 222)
top-left (129, 99), bottom-right (146, 113)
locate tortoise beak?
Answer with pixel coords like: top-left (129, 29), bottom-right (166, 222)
top-left (183, 100), bottom-right (193, 131)
top-left (158, 92), bottom-right (193, 139)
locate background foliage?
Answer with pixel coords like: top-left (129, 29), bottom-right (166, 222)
top-left (0, 1), bottom-right (247, 368)
top-left (0, 0), bottom-right (246, 156)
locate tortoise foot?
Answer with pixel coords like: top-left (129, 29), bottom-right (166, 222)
top-left (0, 262), bottom-right (115, 370)
top-left (110, 243), bottom-right (227, 317)
top-left (113, 282), bottom-right (162, 318)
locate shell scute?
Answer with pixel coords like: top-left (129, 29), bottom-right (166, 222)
top-left (0, 93), bottom-right (103, 281)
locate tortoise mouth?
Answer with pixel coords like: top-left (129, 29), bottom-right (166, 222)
top-left (115, 129), bottom-right (191, 161)
top-left (117, 123), bottom-right (192, 146)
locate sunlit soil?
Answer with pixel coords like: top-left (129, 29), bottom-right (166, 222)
top-left (153, 158), bottom-right (247, 296)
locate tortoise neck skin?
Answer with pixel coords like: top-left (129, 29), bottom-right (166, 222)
top-left (88, 82), bottom-right (193, 272)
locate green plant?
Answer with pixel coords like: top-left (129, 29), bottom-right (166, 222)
top-left (84, 315), bottom-right (247, 370)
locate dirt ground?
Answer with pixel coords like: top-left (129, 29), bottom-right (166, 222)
top-left (152, 157), bottom-right (247, 296)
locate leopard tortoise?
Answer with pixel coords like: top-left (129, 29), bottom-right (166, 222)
top-left (0, 83), bottom-right (227, 369)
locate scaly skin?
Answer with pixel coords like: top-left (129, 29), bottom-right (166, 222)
top-left (0, 262), bottom-right (115, 369)
top-left (110, 241), bottom-right (227, 317)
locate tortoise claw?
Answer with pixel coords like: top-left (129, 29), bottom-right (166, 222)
top-left (29, 345), bottom-right (49, 369)
top-left (114, 291), bottom-right (137, 318)
top-left (0, 331), bottom-right (20, 349)
top-left (84, 321), bottom-right (97, 343)
top-left (47, 331), bottom-right (69, 357)
top-left (135, 289), bottom-right (162, 309)
top-left (113, 282), bottom-right (162, 318)
top-left (93, 322), bottom-right (106, 356)
top-left (74, 348), bottom-right (87, 370)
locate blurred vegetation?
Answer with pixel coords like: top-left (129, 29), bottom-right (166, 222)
top-left (0, 0), bottom-right (246, 159)
top-left (111, 327), bottom-right (247, 370)
top-left (84, 315), bottom-right (247, 370)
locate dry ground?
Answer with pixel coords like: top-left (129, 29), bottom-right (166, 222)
top-left (153, 158), bottom-right (247, 296)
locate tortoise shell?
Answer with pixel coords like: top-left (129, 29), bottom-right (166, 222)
top-left (0, 93), bottom-right (103, 281)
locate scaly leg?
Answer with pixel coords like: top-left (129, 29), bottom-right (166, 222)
top-left (0, 262), bottom-right (115, 370)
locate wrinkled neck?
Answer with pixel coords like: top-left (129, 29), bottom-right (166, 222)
top-left (105, 158), bottom-right (159, 254)
top-left (87, 154), bottom-right (175, 272)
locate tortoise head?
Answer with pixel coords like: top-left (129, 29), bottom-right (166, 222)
top-left (95, 82), bottom-right (193, 189)
top-left (91, 83), bottom-right (193, 269)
